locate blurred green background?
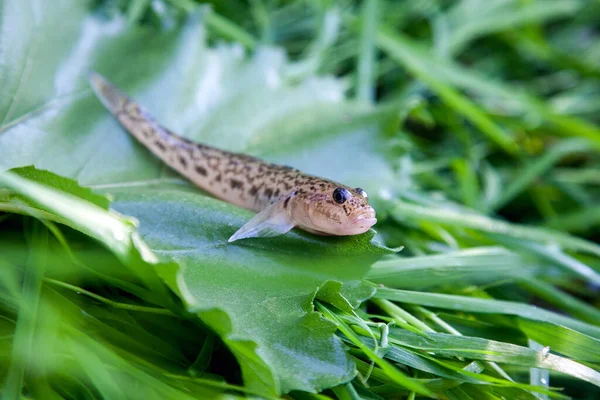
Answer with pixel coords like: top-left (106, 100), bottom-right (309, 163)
top-left (1, 0), bottom-right (599, 399)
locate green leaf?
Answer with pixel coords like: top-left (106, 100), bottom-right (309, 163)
top-left (4, 1), bottom-right (598, 398)
top-left (1, 166), bottom-right (111, 210)
top-left (113, 186), bottom-right (390, 393)
top-left (0, 170), bottom-right (176, 309)
top-left (0, 172), bottom-right (244, 399)
top-left (0, 166), bottom-right (391, 395)
top-left (317, 281), bottom-right (364, 313)
top-left (0, 1), bottom-right (395, 393)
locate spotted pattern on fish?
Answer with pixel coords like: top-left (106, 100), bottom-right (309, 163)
top-left (88, 72), bottom-right (377, 240)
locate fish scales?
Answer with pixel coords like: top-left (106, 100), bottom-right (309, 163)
top-left (89, 72), bottom-right (377, 242)
top-left (116, 100), bottom-right (339, 212)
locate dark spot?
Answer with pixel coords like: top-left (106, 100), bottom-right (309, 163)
top-left (249, 186), bottom-right (259, 196)
top-left (179, 156), bottom-right (188, 168)
top-left (230, 179), bottom-right (244, 190)
top-left (264, 188), bottom-right (273, 198)
top-left (155, 141), bottom-right (167, 152)
top-left (283, 197), bottom-right (291, 209)
top-left (274, 189), bottom-right (280, 197)
top-left (310, 186), bottom-right (316, 191)
top-left (215, 174), bottom-right (222, 182)
top-left (195, 166), bottom-right (207, 176)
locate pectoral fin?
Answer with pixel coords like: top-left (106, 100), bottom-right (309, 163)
top-left (228, 198), bottom-right (295, 242)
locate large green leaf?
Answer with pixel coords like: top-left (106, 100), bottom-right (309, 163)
top-left (113, 185), bottom-right (389, 394)
top-left (0, 171), bottom-right (250, 400)
top-left (0, 0), bottom-right (395, 394)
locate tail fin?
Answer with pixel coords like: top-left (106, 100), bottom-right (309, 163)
top-left (87, 70), bottom-right (201, 179)
top-left (88, 72), bottom-right (127, 114)
top-left (87, 71), bottom-right (236, 202)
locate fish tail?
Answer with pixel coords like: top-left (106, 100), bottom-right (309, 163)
top-left (87, 71), bottom-right (214, 190)
top-left (88, 71), bottom-right (160, 145)
top-left (88, 71), bottom-right (175, 148)
top-left (88, 71), bottom-right (128, 114)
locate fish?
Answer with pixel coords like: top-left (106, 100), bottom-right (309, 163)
top-left (88, 72), bottom-right (377, 242)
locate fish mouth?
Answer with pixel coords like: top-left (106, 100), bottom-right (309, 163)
top-left (353, 212), bottom-right (377, 229)
top-left (354, 217), bottom-right (377, 227)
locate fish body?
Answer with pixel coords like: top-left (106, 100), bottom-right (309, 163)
top-left (89, 72), bottom-right (376, 242)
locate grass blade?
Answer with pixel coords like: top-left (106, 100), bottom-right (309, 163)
top-left (316, 302), bottom-right (435, 397)
top-left (374, 287), bottom-right (600, 339)
top-left (390, 199), bottom-right (600, 262)
top-left (377, 28), bottom-right (518, 154)
top-left (517, 278), bottom-right (600, 325)
top-left (3, 223), bottom-right (47, 398)
top-left (356, 0), bottom-right (378, 103)
top-left (488, 138), bottom-right (591, 211)
top-left (388, 328), bottom-right (600, 388)
top-left (367, 247), bottom-right (540, 289)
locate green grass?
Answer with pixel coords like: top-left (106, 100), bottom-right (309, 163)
top-left (1, 0), bottom-right (599, 398)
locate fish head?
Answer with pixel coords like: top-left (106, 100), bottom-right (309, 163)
top-left (290, 183), bottom-right (377, 236)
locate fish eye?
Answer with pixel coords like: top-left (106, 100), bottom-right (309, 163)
top-left (333, 187), bottom-right (351, 204)
top-left (355, 187), bottom-right (368, 200)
